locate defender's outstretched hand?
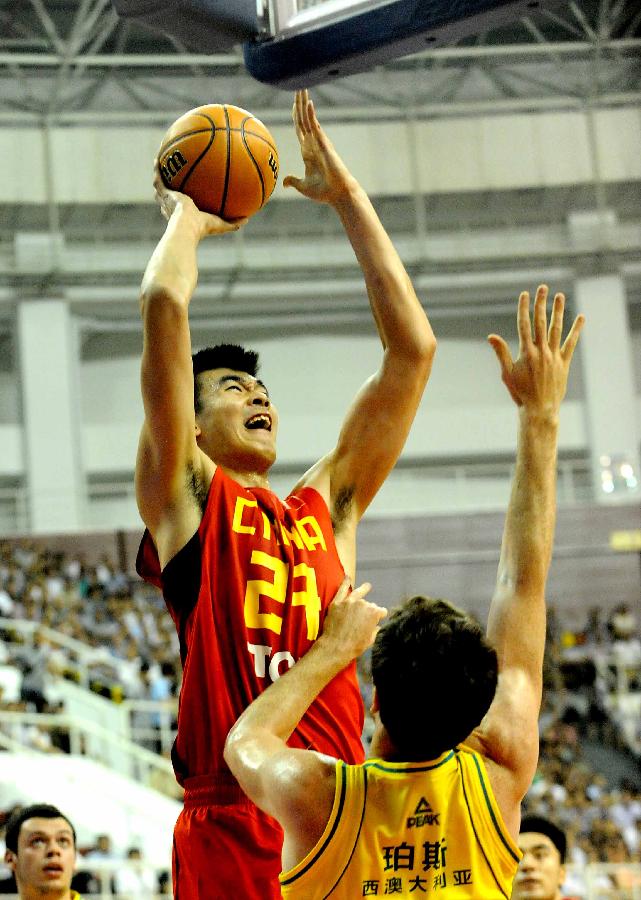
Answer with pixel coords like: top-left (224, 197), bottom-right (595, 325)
top-left (153, 163), bottom-right (247, 237)
top-left (488, 285), bottom-right (584, 412)
top-left (283, 89), bottom-right (356, 205)
top-left (319, 578), bottom-right (387, 663)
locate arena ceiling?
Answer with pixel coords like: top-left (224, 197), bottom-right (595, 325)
top-left (1, 0), bottom-right (640, 124)
top-left (0, 0), bottom-right (640, 339)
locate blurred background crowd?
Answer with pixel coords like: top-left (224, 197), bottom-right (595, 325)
top-left (0, 537), bottom-right (639, 897)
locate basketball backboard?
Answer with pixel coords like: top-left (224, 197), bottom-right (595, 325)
top-left (112, 0), bottom-right (567, 88)
top-left (245, 0), bottom-right (567, 87)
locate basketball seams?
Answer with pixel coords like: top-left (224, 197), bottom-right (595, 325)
top-left (240, 116), bottom-right (266, 209)
top-left (161, 127), bottom-right (276, 159)
top-left (235, 130), bottom-right (278, 155)
top-left (159, 127), bottom-right (216, 157)
top-left (218, 106), bottom-right (232, 218)
top-left (173, 113), bottom-right (218, 195)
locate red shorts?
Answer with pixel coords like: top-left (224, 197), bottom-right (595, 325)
top-left (172, 774), bottom-right (284, 900)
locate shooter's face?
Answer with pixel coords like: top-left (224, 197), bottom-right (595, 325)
top-left (195, 368), bottom-right (278, 472)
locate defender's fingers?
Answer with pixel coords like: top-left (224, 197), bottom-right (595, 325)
top-left (348, 582), bottom-right (372, 603)
top-left (487, 334), bottom-right (513, 375)
top-left (331, 576), bottom-right (353, 605)
top-left (547, 292), bottom-right (565, 350)
top-left (373, 604), bottom-right (388, 622)
top-left (282, 175), bottom-right (304, 192)
top-left (561, 313), bottom-right (585, 362)
top-left (532, 285), bottom-right (549, 346)
top-left (517, 291), bottom-right (533, 352)
top-left (488, 335), bottom-right (521, 405)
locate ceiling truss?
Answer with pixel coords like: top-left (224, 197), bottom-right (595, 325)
top-left (0, 0), bottom-right (639, 332)
top-left (0, 0), bottom-right (638, 124)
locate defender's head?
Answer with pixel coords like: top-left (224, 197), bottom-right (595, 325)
top-left (513, 816), bottom-right (566, 899)
top-left (4, 804), bottom-right (77, 895)
top-left (370, 596), bottom-right (498, 760)
top-left (192, 344), bottom-right (278, 473)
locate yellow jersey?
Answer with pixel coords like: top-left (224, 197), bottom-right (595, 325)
top-left (280, 745), bottom-right (521, 899)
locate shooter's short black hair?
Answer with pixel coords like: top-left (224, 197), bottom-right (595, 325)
top-left (192, 344), bottom-right (260, 414)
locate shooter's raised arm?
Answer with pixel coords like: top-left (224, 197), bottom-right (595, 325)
top-left (285, 91), bottom-right (436, 552)
top-left (135, 172), bottom-right (245, 565)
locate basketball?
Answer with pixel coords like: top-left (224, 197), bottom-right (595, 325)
top-left (158, 104), bottom-right (279, 220)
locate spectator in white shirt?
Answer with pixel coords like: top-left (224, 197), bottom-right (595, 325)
top-left (114, 847), bottom-right (157, 899)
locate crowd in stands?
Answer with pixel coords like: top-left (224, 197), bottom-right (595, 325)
top-left (518, 602), bottom-right (641, 897)
top-left (1, 538), bottom-right (640, 897)
top-left (0, 540), bottom-right (180, 718)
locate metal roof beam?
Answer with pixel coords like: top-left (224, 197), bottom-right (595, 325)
top-left (1, 38), bottom-right (640, 69)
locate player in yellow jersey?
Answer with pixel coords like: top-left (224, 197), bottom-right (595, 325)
top-left (225, 286), bottom-right (584, 899)
top-left (3, 804), bottom-right (83, 900)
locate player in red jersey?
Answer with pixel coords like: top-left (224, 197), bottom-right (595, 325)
top-left (135, 90), bottom-right (436, 899)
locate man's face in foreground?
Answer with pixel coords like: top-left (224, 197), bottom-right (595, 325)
top-left (512, 831), bottom-right (565, 900)
top-left (5, 816), bottom-right (76, 897)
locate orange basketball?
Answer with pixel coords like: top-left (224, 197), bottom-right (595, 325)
top-left (158, 104), bottom-right (279, 220)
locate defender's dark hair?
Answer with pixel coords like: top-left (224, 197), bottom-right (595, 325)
top-left (192, 344), bottom-right (260, 414)
top-left (5, 804), bottom-right (76, 853)
top-left (520, 816), bottom-right (567, 863)
top-left (371, 596), bottom-right (498, 760)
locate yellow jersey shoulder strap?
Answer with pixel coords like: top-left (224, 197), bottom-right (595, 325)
top-left (280, 760), bottom-right (366, 895)
top-left (455, 744), bottom-right (522, 894)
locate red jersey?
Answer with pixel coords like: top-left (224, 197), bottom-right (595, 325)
top-left (137, 466), bottom-right (365, 782)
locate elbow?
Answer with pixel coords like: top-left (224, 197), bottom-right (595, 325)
top-left (385, 332), bottom-right (436, 386)
top-left (223, 721), bottom-right (252, 780)
top-left (421, 332), bottom-right (438, 363)
top-left (410, 331), bottom-right (437, 378)
top-left (223, 728), bottom-right (240, 777)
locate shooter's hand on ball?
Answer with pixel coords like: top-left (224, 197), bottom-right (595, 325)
top-left (283, 89), bottom-right (357, 206)
top-left (153, 161), bottom-right (247, 238)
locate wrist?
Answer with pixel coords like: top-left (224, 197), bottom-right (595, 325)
top-left (313, 633), bottom-right (354, 676)
top-left (519, 406), bottom-right (560, 430)
top-left (330, 176), bottom-right (364, 215)
top-left (170, 201), bottom-right (206, 242)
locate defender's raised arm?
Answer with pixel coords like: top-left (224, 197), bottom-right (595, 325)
top-left (472, 286), bottom-right (584, 835)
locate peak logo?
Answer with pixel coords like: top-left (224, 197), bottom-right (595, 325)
top-left (407, 797), bottom-right (440, 828)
